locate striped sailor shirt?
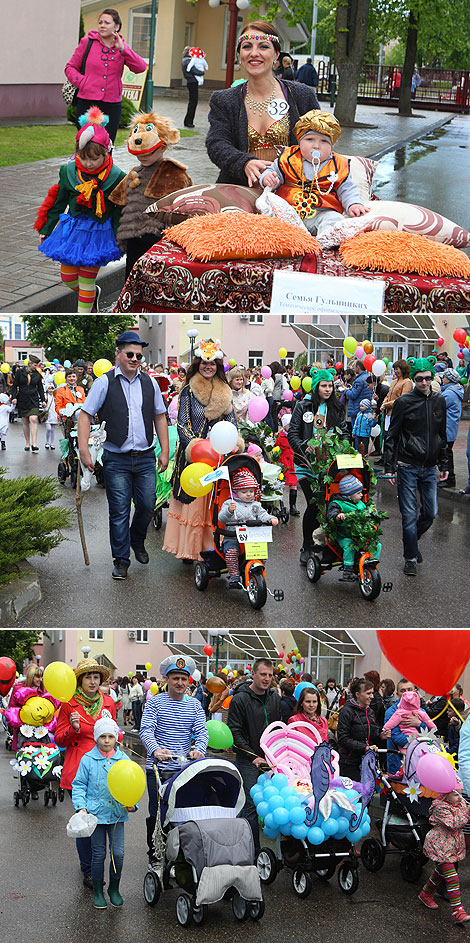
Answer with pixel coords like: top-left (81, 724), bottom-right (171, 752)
top-left (139, 692), bottom-right (209, 771)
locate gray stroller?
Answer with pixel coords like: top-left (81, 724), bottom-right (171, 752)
top-left (143, 757), bottom-right (265, 926)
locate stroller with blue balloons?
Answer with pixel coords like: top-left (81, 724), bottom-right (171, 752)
top-left (143, 757), bottom-right (265, 926)
top-left (254, 721), bottom-right (376, 898)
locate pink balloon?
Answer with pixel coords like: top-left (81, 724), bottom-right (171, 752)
top-left (416, 753), bottom-right (457, 793)
top-left (282, 389), bottom-right (294, 401)
top-left (144, 679), bottom-right (152, 690)
top-left (355, 345), bottom-right (365, 359)
top-left (248, 397), bottom-right (269, 422)
top-left (261, 366), bottom-right (272, 379)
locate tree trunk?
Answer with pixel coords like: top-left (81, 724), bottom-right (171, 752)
top-left (334, 0), bottom-right (370, 125)
top-left (399, 11), bottom-right (419, 116)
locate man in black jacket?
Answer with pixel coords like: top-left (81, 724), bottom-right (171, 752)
top-left (383, 357), bottom-right (449, 576)
top-left (227, 659), bottom-right (281, 854)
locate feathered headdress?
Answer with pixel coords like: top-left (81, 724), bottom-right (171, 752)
top-left (76, 106), bottom-right (111, 151)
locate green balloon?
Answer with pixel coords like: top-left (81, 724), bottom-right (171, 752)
top-left (206, 720), bottom-right (234, 750)
top-left (383, 357), bottom-right (389, 366)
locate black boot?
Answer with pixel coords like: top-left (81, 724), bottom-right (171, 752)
top-left (289, 490), bottom-right (300, 517)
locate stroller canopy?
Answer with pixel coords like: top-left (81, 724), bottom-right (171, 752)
top-left (160, 758), bottom-right (245, 828)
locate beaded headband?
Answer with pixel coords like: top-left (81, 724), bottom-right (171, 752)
top-left (237, 33), bottom-right (279, 48)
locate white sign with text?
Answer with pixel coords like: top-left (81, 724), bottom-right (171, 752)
top-left (270, 271), bottom-right (385, 314)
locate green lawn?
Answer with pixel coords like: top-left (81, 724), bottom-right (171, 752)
top-left (0, 125), bottom-right (196, 167)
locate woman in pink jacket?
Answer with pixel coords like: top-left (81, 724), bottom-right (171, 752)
top-left (288, 687), bottom-right (329, 743)
top-left (65, 8), bottom-right (147, 143)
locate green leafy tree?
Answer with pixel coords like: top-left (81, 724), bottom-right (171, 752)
top-left (22, 316), bottom-right (140, 363)
top-left (0, 631), bottom-right (44, 669)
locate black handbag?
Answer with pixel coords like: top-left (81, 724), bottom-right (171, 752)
top-left (62, 38), bottom-right (93, 105)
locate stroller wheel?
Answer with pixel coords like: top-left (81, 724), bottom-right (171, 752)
top-left (22, 795), bottom-right (28, 807)
top-left (279, 505), bottom-right (289, 525)
top-left (306, 554), bottom-right (322, 583)
top-left (153, 507), bottom-right (163, 530)
top-left (232, 891), bottom-right (249, 922)
top-left (248, 900), bottom-right (265, 921)
top-left (70, 461), bottom-right (78, 490)
top-left (314, 861), bottom-right (337, 881)
top-left (57, 461), bottom-right (67, 484)
top-left (51, 791), bottom-right (58, 806)
top-left (361, 838), bottom-right (386, 872)
top-left (400, 852), bottom-right (423, 884)
top-left (143, 870), bottom-right (161, 906)
top-left (247, 570), bottom-right (267, 610)
top-left (359, 566), bottom-right (381, 601)
top-left (194, 562), bottom-right (209, 592)
top-left (176, 894), bottom-right (193, 927)
top-left (14, 794), bottom-right (19, 806)
top-left (256, 848), bottom-right (278, 885)
top-left (59, 788), bottom-right (65, 802)
top-left (337, 862), bottom-right (359, 895)
top-left (292, 868), bottom-right (312, 898)
top-left (192, 902), bottom-right (208, 926)
top-left (44, 790), bottom-right (49, 806)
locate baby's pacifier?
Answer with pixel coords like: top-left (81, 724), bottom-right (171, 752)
top-left (311, 149), bottom-right (321, 166)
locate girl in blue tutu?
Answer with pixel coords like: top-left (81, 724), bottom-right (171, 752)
top-left (35, 107), bottom-right (126, 311)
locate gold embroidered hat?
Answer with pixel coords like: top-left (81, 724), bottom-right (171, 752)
top-left (293, 110), bottom-right (342, 145)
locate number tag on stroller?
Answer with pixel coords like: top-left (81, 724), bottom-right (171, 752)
top-left (245, 542), bottom-right (268, 559)
top-left (236, 526), bottom-right (273, 543)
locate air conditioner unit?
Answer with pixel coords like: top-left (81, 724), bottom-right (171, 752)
top-left (128, 631), bottom-right (136, 639)
top-left (240, 314), bottom-right (249, 320)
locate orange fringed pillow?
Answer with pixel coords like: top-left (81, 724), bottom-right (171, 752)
top-left (340, 230), bottom-right (470, 278)
top-left (164, 212), bottom-right (320, 261)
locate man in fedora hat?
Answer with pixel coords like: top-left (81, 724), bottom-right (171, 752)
top-left (78, 331), bottom-right (169, 580)
top-left (139, 653), bottom-right (208, 866)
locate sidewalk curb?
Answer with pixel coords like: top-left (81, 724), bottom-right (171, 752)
top-left (0, 560), bottom-right (42, 626)
top-left (22, 113), bottom-right (456, 314)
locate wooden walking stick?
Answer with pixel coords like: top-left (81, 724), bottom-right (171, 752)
top-left (75, 459), bottom-right (90, 566)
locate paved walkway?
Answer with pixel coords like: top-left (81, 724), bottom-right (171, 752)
top-left (0, 96), bottom-right (457, 313)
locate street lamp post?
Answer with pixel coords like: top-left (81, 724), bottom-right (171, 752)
top-left (208, 629), bottom-right (230, 672)
top-left (81, 646), bottom-right (91, 659)
top-left (208, 0), bottom-right (251, 88)
top-left (144, 0), bottom-right (158, 112)
top-left (187, 329), bottom-right (198, 361)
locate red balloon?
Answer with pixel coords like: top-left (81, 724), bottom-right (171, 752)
top-left (278, 651), bottom-right (284, 658)
top-left (458, 350), bottom-right (465, 359)
top-left (363, 354), bottom-right (376, 371)
top-left (191, 438), bottom-right (219, 468)
top-left (203, 644), bottom-right (213, 657)
top-left (377, 630), bottom-right (470, 696)
top-left (171, 363), bottom-right (178, 369)
top-left (453, 328), bottom-right (467, 345)
top-left (335, 362), bottom-right (343, 371)
top-left (0, 656), bottom-right (16, 696)
top-left (436, 337), bottom-right (445, 347)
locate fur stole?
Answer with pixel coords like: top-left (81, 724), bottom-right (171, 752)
top-left (189, 372), bottom-right (232, 421)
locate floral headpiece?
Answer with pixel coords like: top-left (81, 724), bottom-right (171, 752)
top-left (194, 339), bottom-right (224, 362)
top-left (407, 356), bottom-right (436, 379)
top-left (309, 367), bottom-right (336, 390)
top-left (237, 32), bottom-right (280, 51)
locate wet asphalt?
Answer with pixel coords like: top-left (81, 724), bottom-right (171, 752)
top-left (3, 419), bottom-right (470, 629)
top-left (1, 726), bottom-right (469, 943)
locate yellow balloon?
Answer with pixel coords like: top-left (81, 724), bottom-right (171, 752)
top-left (180, 462), bottom-right (214, 498)
top-left (43, 661), bottom-right (77, 702)
top-left (222, 667), bottom-right (229, 674)
top-left (278, 663), bottom-right (283, 671)
top-left (54, 371), bottom-right (66, 387)
top-left (302, 377), bottom-right (312, 392)
top-left (290, 376), bottom-right (301, 390)
top-left (233, 670), bottom-right (237, 677)
top-left (150, 682), bottom-right (159, 694)
top-left (93, 358), bottom-right (113, 378)
top-left (145, 662), bottom-right (152, 671)
top-left (343, 336), bottom-right (357, 357)
top-left (107, 759), bottom-right (146, 806)
top-left (19, 696), bottom-right (55, 726)
top-left (279, 347), bottom-right (288, 360)
top-left (0, 363), bottom-right (10, 374)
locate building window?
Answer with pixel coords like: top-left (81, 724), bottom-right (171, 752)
top-left (129, 3), bottom-right (156, 62)
top-left (285, 350), bottom-right (295, 367)
top-left (249, 314), bottom-right (264, 324)
top-left (184, 23), bottom-right (193, 47)
top-left (89, 629), bottom-right (104, 641)
top-left (163, 630), bottom-right (175, 644)
top-left (248, 350), bottom-right (264, 367)
top-left (281, 314), bottom-right (296, 325)
top-left (136, 630), bottom-right (149, 643)
top-left (193, 314), bottom-right (211, 322)
top-left (14, 323), bottom-right (22, 339)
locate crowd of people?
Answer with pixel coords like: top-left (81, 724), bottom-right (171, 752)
top-left (3, 653), bottom-right (470, 921)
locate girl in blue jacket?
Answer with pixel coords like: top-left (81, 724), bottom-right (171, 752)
top-left (72, 716), bottom-right (136, 909)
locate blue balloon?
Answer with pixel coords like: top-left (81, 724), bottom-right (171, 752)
top-left (307, 826), bottom-right (324, 845)
top-left (329, 803), bottom-right (341, 819)
top-left (257, 801), bottom-right (269, 818)
top-left (285, 795), bottom-right (301, 810)
top-left (263, 786), bottom-right (277, 800)
top-left (250, 785), bottom-right (261, 799)
top-left (290, 806), bottom-right (306, 825)
top-left (280, 786), bottom-right (297, 799)
top-left (273, 807), bottom-right (289, 826)
top-left (264, 813), bottom-right (276, 830)
top-left (291, 824), bottom-right (308, 839)
top-left (63, 360), bottom-right (71, 368)
top-left (268, 795), bottom-right (284, 812)
top-left (294, 681), bottom-right (317, 700)
top-left (264, 826), bottom-right (279, 839)
top-left (257, 773), bottom-right (268, 786)
top-left (336, 816), bottom-right (349, 835)
top-left (323, 818), bottom-right (339, 836)
top-left (271, 772), bottom-right (288, 788)
top-left (360, 822), bottom-right (371, 838)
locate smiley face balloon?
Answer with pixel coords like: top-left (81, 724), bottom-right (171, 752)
top-left (19, 697), bottom-right (55, 726)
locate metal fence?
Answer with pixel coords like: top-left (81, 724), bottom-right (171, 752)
top-left (316, 63), bottom-right (470, 113)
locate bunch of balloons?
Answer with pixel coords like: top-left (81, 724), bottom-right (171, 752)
top-left (250, 772), bottom-right (371, 843)
top-left (180, 422), bottom-right (239, 497)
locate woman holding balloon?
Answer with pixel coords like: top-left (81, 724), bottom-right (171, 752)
top-left (163, 340), bottom-right (243, 563)
top-left (54, 658), bottom-right (116, 887)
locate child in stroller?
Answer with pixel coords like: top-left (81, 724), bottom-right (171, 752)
top-left (143, 757), bottom-right (264, 926)
top-left (10, 695), bottom-right (63, 807)
top-left (219, 466), bottom-right (278, 589)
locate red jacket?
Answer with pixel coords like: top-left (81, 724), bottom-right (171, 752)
top-left (54, 694), bottom-right (116, 789)
top-left (275, 429), bottom-right (297, 487)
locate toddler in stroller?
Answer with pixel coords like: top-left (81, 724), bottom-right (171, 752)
top-left (143, 757), bottom-right (264, 925)
top-left (10, 696), bottom-right (63, 807)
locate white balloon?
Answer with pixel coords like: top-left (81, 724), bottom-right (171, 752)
top-left (372, 359), bottom-right (386, 377)
top-left (371, 424), bottom-right (381, 437)
top-left (192, 669), bottom-right (201, 682)
top-left (209, 420), bottom-right (238, 455)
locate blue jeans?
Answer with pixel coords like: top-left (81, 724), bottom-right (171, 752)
top-left (396, 464), bottom-right (438, 561)
top-left (90, 821), bottom-right (125, 881)
top-left (102, 449), bottom-right (156, 563)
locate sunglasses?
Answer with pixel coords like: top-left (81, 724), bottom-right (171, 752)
top-left (123, 351), bottom-right (143, 361)
top-left (414, 375), bottom-right (432, 383)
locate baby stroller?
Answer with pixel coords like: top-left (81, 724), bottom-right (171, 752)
top-left (260, 460), bottom-right (289, 524)
top-left (153, 425), bottom-right (178, 530)
top-left (194, 453), bottom-right (284, 610)
top-left (361, 752), bottom-right (433, 883)
top-left (305, 456), bottom-right (391, 602)
top-left (12, 726), bottom-right (64, 807)
top-left (58, 402), bottom-right (104, 489)
top-left (143, 757), bottom-right (265, 926)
